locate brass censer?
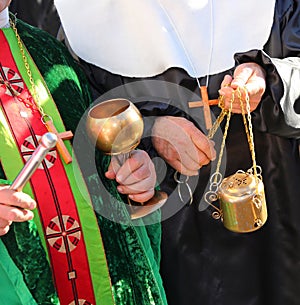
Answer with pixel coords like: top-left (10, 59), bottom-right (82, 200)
top-left (205, 88), bottom-right (267, 233)
top-left (86, 98), bottom-right (167, 219)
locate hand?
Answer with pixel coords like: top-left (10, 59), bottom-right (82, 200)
top-left (218, 62), bottom-right (266, 113)
top-left (105, 150), bottom-right (156, 203)
top-left (152, 116), bottom-right (216, 176)
top-left (0, 185), bottom-right (36, 236)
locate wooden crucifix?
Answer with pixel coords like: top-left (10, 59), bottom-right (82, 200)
top-left (188, 86), bottom-right (219, 130)
top-left (45, 120), bottom-right (73, 164)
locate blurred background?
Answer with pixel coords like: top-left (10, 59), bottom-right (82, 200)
top-left (10, 0), bottom-right (60, 36)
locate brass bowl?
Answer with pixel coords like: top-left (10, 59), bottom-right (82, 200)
top-left (86, 98), bottom-right (144, 155)
top-left (86, 98), bottom-right (168, 220)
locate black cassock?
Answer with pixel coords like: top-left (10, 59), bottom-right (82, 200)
top-left (80, 1), bottom-right (300, 304)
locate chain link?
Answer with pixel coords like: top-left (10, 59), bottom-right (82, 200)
top-left (9, 17), bottom-right (52, 124)
top-left (204, 86), bottom-right (261, 215)
top-left (207, 95), bottom-right (228, 139)
top-left (237, 87), bottom-right (258, 178)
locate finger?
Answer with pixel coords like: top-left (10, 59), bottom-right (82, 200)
top-left (161, 139), bottom-right (183, 164)
top-left (105, 156), bottom-right (121, 179)
top-left (117, 176), bottom-right (154, 195)
top-left (104, 170), bottom-right (116, 180)
top-left (128, 189), bottom-right (155, 203)
top-left (231, 66), bottom-right (254, 88)
top-left (160, 143), bottom-right (201, 174)
top-left (190, 130), bottom-right (216, 161)
top-left (227, 87), bottom-right (261, 113)
top-left (117, 152), bottom-right (156, 192)
top-left (0, 189), bottom-right (36, 210)
top-left (0, 203), bottom-right (34, 222)
top-left (171, 159), bottom-right (199, 176)
top-left (180, 145), bottom-right (215, 170)
top-left (0, 224), bottom-right (11, 236)
top-left (231, 63), bottom-right (266, 90)
top-left (117, 162), bottom-right (150, 185)
top-left (221, 74), bottom-right (233, 87)
top-left (0, 218), bottom-right (12, 235)
top-left (152, 137), bottom-right (191, 173)
top-left (0, 218), bottom-right (12, 228)
top-left (197, 150), bottom-right (215, 166)
top-left (115, 158), bottom-right (143, 185)
top-left (244, 80), bottom-right (266, 96)
top-left (177, 149), bottom-right (202, 171)
top-left (116, 151), bottom-right (155, 185)
top-left (218, 85), bottom-right (234, 98)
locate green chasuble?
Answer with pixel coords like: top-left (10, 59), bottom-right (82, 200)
top-left (0, 18), bottom-right (167, 305)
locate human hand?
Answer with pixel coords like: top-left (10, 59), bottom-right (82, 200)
top-left (152, 116), bottom-right (216, 176)
top-left (218, 62), bottom-right (266, 113)
top-left (105, 150), bottom-right (156, 203)
top-left (0, 185), bottom-right (36, 236)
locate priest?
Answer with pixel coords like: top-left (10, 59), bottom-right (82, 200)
top-left (0, 1), bottom-right (168, 304)
top-left (55, 0), bottom-right (300, 305)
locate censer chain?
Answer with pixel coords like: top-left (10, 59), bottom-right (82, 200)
top-left (204, 87), bottom-right (261, 217)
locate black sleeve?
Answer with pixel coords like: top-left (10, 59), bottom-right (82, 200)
top-left (233, 0), bottom-right (300, 139)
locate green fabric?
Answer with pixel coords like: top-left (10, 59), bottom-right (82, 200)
top-left (0, 239), bottom-right (38, 305)
top-left (93, 155), bottom-right (167, 305)
top-left (2, 221), bottom-right (59, 305)
top-left (2, 25), bottom-right (114, 305)
top-left (0, 17), bottom-right (167, 305)
top-left (0, 178), bottom-right (11, 185)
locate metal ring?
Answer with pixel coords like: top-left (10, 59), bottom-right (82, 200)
top-left (41, 114), bottom-right (53, 124)
top-left (174, 170), bottom-right (189, 184)
top-left (252, 195), bottom-right (262, 210)
top-left (177, 180), bottom-right (193, 206)
top-left (256, 165), bottom-right (263, 176)
top-left (209, 172), bottom-right (222, 185)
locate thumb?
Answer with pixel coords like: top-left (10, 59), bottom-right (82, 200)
top-left (105, 157), bottom-right (121, 179)
top-left (231, 65), bottom-right (253, 88)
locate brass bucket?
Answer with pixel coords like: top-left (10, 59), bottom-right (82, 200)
top-left (218, 171), bottom-right (267, 233)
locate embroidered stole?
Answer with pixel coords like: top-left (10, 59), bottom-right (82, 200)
top-left (0, 28), bottom-right (115, 305)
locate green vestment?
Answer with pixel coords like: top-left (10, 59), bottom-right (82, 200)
top-left (0, 18), bottom-right (167, 305)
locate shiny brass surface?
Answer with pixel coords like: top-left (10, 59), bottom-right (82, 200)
top-left (87, 98), bottom-right (144, 155)
top-left (86, 98), bottom-right (167, 219)
top-left (129, 190), bottom-right (168, 220)
top-left (218, 172), bottom-right (267, 233)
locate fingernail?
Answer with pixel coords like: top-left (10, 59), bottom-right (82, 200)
top-left (30, 202), bottom-right (36, 209)
top-left (28, 212), bottom-right (34, 220)
top-left (117, 186), bottom-right (124, 193)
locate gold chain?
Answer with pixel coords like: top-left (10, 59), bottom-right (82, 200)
top-left (204, 86), bottom-right (260, 217)
top-left (208, 87), bottom-right (258, 179)
top-left (212, 92), bottom-right (234, 181)
top-left (207, 96), bottom-right (228, 140)
top-left (9, 17), bottom-right (52, 123)
top-left (238, 87), bottom-right (258, 177)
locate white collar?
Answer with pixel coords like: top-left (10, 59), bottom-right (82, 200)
top-left (0, 8), bottom-right (10, 28)
top-left (55, 0), bottom-right (276, 78)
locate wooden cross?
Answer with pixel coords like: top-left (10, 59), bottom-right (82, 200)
top-left (45, 120), bottom-right (73, 164)
top-left (188, 86), bottom-right (219, 130)
top-left (0, 76), bottom-right (73, 164)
